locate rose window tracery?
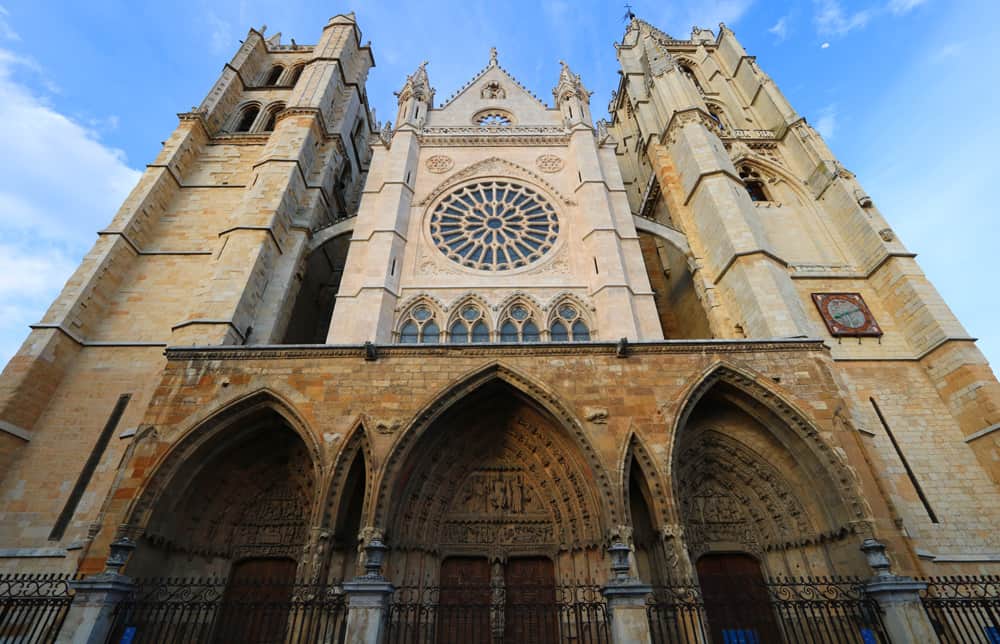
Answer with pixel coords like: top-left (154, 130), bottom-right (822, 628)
top-left (429, 181), bottom-right (559, 271)
top-left (475, 111), bottom-right (512, 126)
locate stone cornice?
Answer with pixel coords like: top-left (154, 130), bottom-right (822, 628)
top-left (417, 126), bottom-right (570, 147)
top-left (165, 338), bottom-right (828, 362)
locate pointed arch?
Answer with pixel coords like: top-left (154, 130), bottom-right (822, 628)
top-left (546, 293), bottom-right (596, 342)
top-left (124, 388), bottom-right (323, 531)
top-left (496, 295), bottom-right (543, 343)
top-left (322, 417), bottom-right (375, 528)
top-left (417, 156), bottom-right (575, 206)
top-left (372, 362), bottom-right (618, 535)
top-left (394, 295), bottom-right (445, 344)
top-left (668, 362), bottom-right (874, 536)
top-left (444, 294), bottom-right (494, 343)
top-left (621, 431), bottom-right (669, 531)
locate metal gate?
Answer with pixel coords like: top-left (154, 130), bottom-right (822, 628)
top-left (104, 578), bottom-right (347, 644)
top-left (648, 577), bottom-right (890, 643)
top-left (0, 574), bottom-right (78, 644)
top-left (385, 584), bottom-right (610, 644)
top-left (920, 576), bottom-right (1000, 643)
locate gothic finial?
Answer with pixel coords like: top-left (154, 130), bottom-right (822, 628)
top-left (260, 24), bottom-right (267, 34)
top-left (489, 47), bottom-right (498, 66)
top-left (624, 3), bottom-right (636, 21)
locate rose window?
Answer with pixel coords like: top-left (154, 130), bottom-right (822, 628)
top-left (475, 112), bottom-right (512, 126)
top-left (429, 181), bottom-right (559, 271)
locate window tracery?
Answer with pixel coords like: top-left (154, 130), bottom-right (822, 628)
top-left (474, 111), bottom-right (513, 126)
top-left (397, 304), bottom-right (441, 344)
top-left (549, 302), bottom-right (590, 342)
top-left (448, 303), bottom-right (490, 343)
top-left (429, 181), bottom-right (560, 272)
top-left (499, 303), bottom-right (540, 343)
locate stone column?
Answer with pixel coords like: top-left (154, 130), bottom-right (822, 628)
top-left (342, 539), bottom-right (394, 644)
top-left (58, 538), bottom-right (137, 644)
top-left (861, 538), bottom-right (940, 644)
top-left (602, 541), bottom-right (653, 644)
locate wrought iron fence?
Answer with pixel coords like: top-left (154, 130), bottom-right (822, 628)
top-left (920, 576), bottom-right (1000, 644)
top-left (104, 578), bottom-right (347, 644)
top-left (648, 577), bottom-right (890, 644)
top-left (0, 573), bottom-right (79, 644)
top-left (385, 584), bottom-right (610, 644)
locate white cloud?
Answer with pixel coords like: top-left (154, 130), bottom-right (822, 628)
top-left (814, 104), bottom-right (837, 139)
top-left (821, 41), bottom-right (831, 48)
top-left (0, 5), bottom-right (20, 41)
top-left (769, 16), bottom-right (789, 41)
top-left (814, 0), bottom-right (873, 36)
top-left (888, 0), bottom-right (927, 15)
top-left (0, 47), bottom-right (140, 365)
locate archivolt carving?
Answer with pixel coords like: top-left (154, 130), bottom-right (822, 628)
top-left (124, 389), bottom-right (323, 532)
top-left (373, 363), bottom-right (618, 536)
top-left (669, 362), bottom-right (874, 531)
top-left (621, 432), bottom-right (669, 529)
top-left (676, 430), bottom-right (816, 560)
top-left (417, 156), bottom-right (576, 206)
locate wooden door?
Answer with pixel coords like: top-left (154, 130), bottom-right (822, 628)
top-left (217, 557), bottom-right (297, 643)
top-left (504, 557), bottom-right (557, 644)
top-left (437, 557), bottom-right (492, 644)
top-left (697, 553), bottom-right (782, 644)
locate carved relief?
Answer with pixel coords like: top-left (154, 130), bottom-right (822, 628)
top-left (879, 228), bottom-right (894, 242)
top-left (584, 407), bottom-right (609, 424)
top-left (425, 154), bottom-right (454, 174)
top-left (535, 154), bottom-right (564, 173)
top-left (480, 81), bottom-right (506, 99)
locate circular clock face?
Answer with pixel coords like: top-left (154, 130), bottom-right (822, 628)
top-left (826, 297), bottom-right (866, 329)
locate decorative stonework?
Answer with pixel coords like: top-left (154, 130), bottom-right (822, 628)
top-left (429, 181), bottom-right (560, 272)
top-left (425, 155), bottom-right (454, 174)
top-left (480, 81), bottom-right (506, 99)
top-left (419, 156), bottom-right (575, 206)
top-left (535, 154), bottom-right (564, 173)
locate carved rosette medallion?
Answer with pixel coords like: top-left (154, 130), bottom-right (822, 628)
top-left (535, 154), bottom-right (564, 173)
top-left (425, 154), bottom-right (454, 174)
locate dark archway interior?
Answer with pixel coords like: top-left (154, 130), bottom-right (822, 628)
top-left (629, 461), bottom-right (671, 586)
top-left (282, 234), bottom-right (350, 344)
top-left (128, 414), bottom-right (315, 579)
top-left (328, 451), bottom-right (366, 584)
top-left (637, 231), bottom-right (713, 339)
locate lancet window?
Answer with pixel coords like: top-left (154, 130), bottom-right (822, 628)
top-left (263, 65), bottom-right (285, 86)
top-left (234, 105), bottom-right (260, 133)
top-left (449, 303), bottom-right (490, 344)
top-left (499, 303), bottom-right (540, 343)
top-left (261, 103), bottom-right (285, 132)
top-left (398, 304), bottom-right (441, 344)
top-left (739, 165), bottom-right (770, 202)
top-left (549, 303), bottom-right (590, 342)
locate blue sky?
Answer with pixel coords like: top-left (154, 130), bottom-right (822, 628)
top-left (0, 0), bottom-right (996, 375)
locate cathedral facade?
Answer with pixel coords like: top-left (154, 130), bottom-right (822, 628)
top-left (1, 11), bottom-right (999, 641)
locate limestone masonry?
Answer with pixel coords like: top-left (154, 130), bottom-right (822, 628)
top-left (1, 11), bottom-right (998, 602)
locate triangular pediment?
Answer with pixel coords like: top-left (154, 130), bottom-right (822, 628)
top-left (429, 56), bottom-right (559, 127)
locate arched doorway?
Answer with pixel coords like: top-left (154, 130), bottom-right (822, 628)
top-left (670, 369), bottom-right (876, 642)
top-left (282, 233), bottom-right (350, 343)
top-left (381, 379), bottom-right (610, 643)
top-left (127, 408), bottom-right (317, 581)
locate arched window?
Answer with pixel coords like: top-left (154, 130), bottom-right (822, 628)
top-left (499, 303), bottom-right (539, 343)
top-left (288, 64), bottom-right (305, 86)
top-left (234, 105), bottom-right (260, 132)
top-left (264, 65), bottom-right (284, 86)
top-left (550, 303), bottom-right (590, 341)
top-left (449, 303), bottom-right (490, 343)
top-left (679, 65), bottom-right (705, 94)
top-left (739, 165), bottom-right (770, 202)
top-left (707, 104), bottom-right (727, 132)
top-left (261, 103), bottom-right (284, 132)
top-left (398, 304), bottom-right (440, 344)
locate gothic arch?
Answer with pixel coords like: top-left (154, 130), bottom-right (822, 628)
top-left (124, 388), bottom-right (324, 532)
top-left (307, 219), bottom-right (355, 253)
top-left (444, 294), bottom-right (495, 341)
top-left (620, 431), bottom-right (669, 530)
top-left (322, 418), bottom-right (375, 528)
top-left (372, 362), bottom-right (618, 536)
top-left (630, 217), bottom-right (691, 257)
top-left (417, 156), bottom-right (575, 207)
top-left (668, 362), bottom-right (875, 570)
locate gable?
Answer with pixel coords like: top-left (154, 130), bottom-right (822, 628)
top-left (428, 65), bottom-right (559, 127)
